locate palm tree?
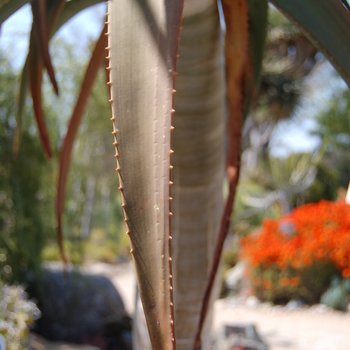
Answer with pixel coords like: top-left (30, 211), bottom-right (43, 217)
top-left (1, 0), bottom-right (350, 349)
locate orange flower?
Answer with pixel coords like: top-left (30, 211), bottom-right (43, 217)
top-left (279, 277), bottom-right (289, 287)
top-left (262, 279), bottom-right (273, 290)
top-left (291, 259), bottom-right (301, 269)
top-left (342, 268), bottom-right (350, 278)
top-left (240, 200), bottom-right (350, 282)
top-left (290, 277), bottom-right (299, 287)
top-left (253, 276), bottom-right (262, 286)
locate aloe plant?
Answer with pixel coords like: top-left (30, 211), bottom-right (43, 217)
top-left (2, 0), bottom-right (350, 349)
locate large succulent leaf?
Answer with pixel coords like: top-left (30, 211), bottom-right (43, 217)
top-left (269, 0), bottom-right (350, 88)
top-left (0, 0), bottom-right (29, 26)
top-left (170, 5), bottom-right (226, 348)
top-left (194, 1), bottom-right (249, 349)
top-left (107, 0), bottom-right (184, 348)
top-left (56, 24), bottom-right (107, 266)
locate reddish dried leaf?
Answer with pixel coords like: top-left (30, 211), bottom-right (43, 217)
top-left (31, 0), bottom-right (59, 95)
top-left (28, 41), bottom-right (52, 159)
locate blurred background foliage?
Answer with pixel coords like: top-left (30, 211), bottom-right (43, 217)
top-left (240, 201), bottom-right (350, 306)
top-left (0, 32), bottom-right (127, 285)
top-left (0, 53), bottom-right (52, 283)
top-left (230, 6), bottom-right (350, 244)
top-left (222, 7), bottom-right (350, 308)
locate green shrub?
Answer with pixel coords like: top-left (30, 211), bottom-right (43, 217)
top-left (321, 277), bottom-right (350, 311)
top-left (241, 201), bottom-right (350, 304)
top-left (249, 262), bottom-right (338, 304)
top-left (0, 54), bottom-right (54, 283)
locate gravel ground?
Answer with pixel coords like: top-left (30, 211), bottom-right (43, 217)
top-left (76, 263), bottom-right (350, 349)
top-left (213, 298), bottom-right (350, 350)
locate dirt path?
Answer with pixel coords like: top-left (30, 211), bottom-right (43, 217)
top-left (86, 262), bottom-right (350, 349)
top-left (213, 299), bottom-right (350, 350)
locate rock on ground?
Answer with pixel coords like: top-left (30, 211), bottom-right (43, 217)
top-left (27, 263), bottom-right (132, 349)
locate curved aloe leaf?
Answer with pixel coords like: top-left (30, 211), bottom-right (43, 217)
top-left (56, 24), bottom-right (107, 266)
top-left (53, 0), bottom-right (104, 33)
top-left (8, 0), bottom-right (104, 160)
top-left (194, 0), bottom-right (249, 348)
top-left (24, 0), bottom-right (102, 160)
top-left (31, 0), bottom-right (59, 95)
top-left (107, 0), bottom-right (184, 348)
top-left (13, 0), bottom-right (65, 159)
top-left (24, 2), bottom-right (63, 159)
top-left (269, 0), bottom-right (350, 88)
top-left (46, 0), bottom-right (66, 26)
top-left (169, 4), bottom-right (226, 348)
top-left (0, 0), bottom-right (29, 26)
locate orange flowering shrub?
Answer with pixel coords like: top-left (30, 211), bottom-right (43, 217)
top-left (241, 200), bottom-right (350, 303)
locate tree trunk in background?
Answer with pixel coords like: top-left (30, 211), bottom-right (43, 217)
top-left (133, 2), bottom-right (226, 349)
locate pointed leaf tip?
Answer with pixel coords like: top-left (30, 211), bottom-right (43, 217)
top-left (28, 51), bottom-right (53, 159)
top-left (31, 0), bottom-right (59, 95)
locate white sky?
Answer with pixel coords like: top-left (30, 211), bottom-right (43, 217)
top-left (0, 3), bottom-right (105, 71)
top-left (269, 60), bottom-right (347, 157)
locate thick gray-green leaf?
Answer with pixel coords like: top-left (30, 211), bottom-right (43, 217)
top-left (0, 0), bottom-right (29, 26)
top-left (269, 0), bottom-right (350, 88)
top-left (339, 0), bottom-right (350, 12)
top-left (53, 0), bottom-right (104, 33)
top-left (108, 0), bottom-right (184, 348)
